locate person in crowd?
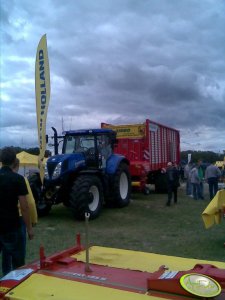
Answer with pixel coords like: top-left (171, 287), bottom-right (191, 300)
top-left (197, 159), bottom-right (204, 200)
top-left (190, 164), bottom-right (201, 200)
top-left (13, 158), bottom-right (37, 249)
top-left (222, 163), bottom-right (225, 177)
top-left (0, 147), bottom-right (34, 276)
top-left (205, 162), bottom-right (221, 199)
top-left (166, 162), bottom-right (180, 206)
top-left (97, 136), bottom-right (112, 168)
top-left (184, 162), bottom-right (193, 196)
top-left (179, 164), bottom-right (184, 182)
top-left (1, 158), bottom-right (38, 273)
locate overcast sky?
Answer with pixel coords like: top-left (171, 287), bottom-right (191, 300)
top-left (1, 0), bottom-right (225, 153)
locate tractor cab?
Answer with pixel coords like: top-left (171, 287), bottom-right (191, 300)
top-left (62, 129), bottom-right (116, 169)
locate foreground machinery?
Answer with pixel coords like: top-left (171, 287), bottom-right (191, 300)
top-left (0, 233), bottom-right (225, 299)
top-left (102, 119), bottom-right (180, 194)
top-left (29, 128), bottom-right (131, 219)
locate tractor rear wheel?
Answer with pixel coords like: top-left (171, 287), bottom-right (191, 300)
top-left (111, 163), bottom-right (131, 207)
top-left (70, 175), bottom-right (103, 220)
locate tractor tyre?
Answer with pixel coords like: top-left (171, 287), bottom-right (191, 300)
top-left (28, 172), bottom-right (52, 217)
top-left (70, 175), bottom-right (103, 220)
top-left (111, 163), bottom-right (131, 207)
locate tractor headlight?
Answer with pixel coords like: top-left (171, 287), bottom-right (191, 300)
top-left (44, 164), bottom-right (49, 179)
top-left (52, 162), bottom-right (62, 179)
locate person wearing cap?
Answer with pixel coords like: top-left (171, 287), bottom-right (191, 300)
top-left (166, 162), bottom-right (180, 206)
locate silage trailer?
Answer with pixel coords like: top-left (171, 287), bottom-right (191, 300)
top-left (102, 119), bottom-right (180, 194)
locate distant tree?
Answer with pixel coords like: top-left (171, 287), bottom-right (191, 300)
top-left (181, 150), bottom-right (223, 163)
top-left (14, 147), bottom-right (23, 154)
top-left (26, 148), bottom-right (40, 155)
top-left (0, 147), bottom-right (40, 156)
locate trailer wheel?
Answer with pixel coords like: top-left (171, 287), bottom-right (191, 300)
top-left (143, 187), bottom-right (150, 195)
top-left (155, 172), bottom-right (168, 193)
top-left (70, 175), bottom-right (103, 220)
top-left (28, 173), bottom-right (52, 217)
top-left (110, 163), bottom-right (131, 207)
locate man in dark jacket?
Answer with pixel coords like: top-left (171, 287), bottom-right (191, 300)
top-left (0, 147), bottom-right (34, 275)
top-left (166, 162), bottom-right (180, 206)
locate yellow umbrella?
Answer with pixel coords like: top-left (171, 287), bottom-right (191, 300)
top-left (202, 189), bottom-right (225, 229)
top-left (16, 151), bottom-right (39, 166)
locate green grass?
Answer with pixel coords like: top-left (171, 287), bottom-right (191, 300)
top-left (24, 184), bottom-right (225, 265)
top-left (1, 184), bottom-right (225, 277)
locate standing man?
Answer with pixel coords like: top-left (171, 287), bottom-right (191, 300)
top-left (205, 162), bottom-right (221, 200)
top-left (184, 162), bottom-right (192, 196)
top-left (0, 147), bottom-right (34, 276)
top-left (197, 159), bottom-right (204, 200)
top-left (190, 164), bottom-right (200, 200)
top-left (166, 162), bottom-right (180, 206)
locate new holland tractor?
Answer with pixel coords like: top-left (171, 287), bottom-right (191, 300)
top-left (28, 128), bottom-right (131, 220)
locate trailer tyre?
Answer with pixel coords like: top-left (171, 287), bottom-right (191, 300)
top-left (70, 175), bottom-right (103, 220)
top-left (28, 173), bottom-right (52, 217)
top-left (143, 187), bottom-right (150, 195)
top-left (155, 172), bottom-right (168, 193)
top-left (111, 163), bottom-right (131, 207)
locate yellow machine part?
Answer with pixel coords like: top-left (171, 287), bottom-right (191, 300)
top-left (5, 246), bottom-right (225, 300)
top-left (4, 273), bottom-right (160, 300)
top-left (73, 246), bottom-right (225, 272)
top-left (132, 181), bottom-right (141, 187)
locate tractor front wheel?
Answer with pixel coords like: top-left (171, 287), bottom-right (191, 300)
top-left (28, 172), bottom-right (52, 217)
top-left (111, 163), bottom-right (131, 207)
top-left (70, 175), bottom-right (103, 220)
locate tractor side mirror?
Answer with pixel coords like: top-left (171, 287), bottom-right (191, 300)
top-left (46, 135), bottom-right (49, 143)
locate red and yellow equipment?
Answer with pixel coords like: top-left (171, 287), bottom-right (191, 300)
top-left (0, 234), bottom-right (225, 300)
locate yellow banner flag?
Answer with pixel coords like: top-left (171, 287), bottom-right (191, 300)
top-left (35, 34), bottom-right (50, 182)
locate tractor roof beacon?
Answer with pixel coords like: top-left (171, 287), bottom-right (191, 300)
top-left (28, 127), bottom-right (131, 220)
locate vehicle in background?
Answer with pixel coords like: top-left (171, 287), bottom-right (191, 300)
top-left (28, 128), bottom-right (131, 220)
top-left (102, 119), bottom-right (180, 194)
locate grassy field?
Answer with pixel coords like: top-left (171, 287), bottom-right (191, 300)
top-left (1, 183), bottom-right (224, 277)
top-left (23, 183), bottom-right (225, 265)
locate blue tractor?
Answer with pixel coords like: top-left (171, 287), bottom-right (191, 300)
top-left (29, 128), bottom-right (131, 220)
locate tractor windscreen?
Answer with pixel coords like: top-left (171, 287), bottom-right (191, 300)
top-left (64, 135), bottom-right (95, 154)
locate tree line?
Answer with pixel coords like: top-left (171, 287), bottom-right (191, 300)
top-left (0, 147), bottom-right (51, 157)
top-left (181, 150), bottom-right (224, 164)
top-left (0, 147), bottom-right (224, 164)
